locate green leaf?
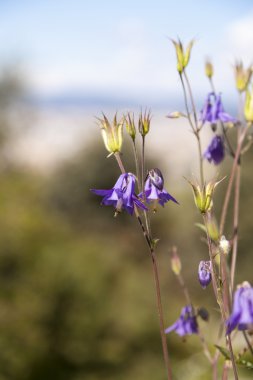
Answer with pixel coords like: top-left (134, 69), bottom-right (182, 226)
top-left (214, 345), bottom-right (231, 360)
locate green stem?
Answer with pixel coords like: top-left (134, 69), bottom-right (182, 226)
top-left (219, 127), bottom-right (247, 235)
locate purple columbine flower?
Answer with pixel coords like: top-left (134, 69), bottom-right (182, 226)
top-left (200, 92), bottom-right (236, 125)
top-left (139, 168), bottom-right (178, 210)
top-left (226, 282), bottom-right (253, 335)
top-left (198, 260), bottom-right (212, 289)
top-left (165, 305), bottom-right (198, 337)
top-left (203, 135), bottom-right (225, 165)
top-left (91, 173), bottom-right (147, 215)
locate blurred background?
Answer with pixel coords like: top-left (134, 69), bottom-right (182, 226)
top-left (0, 1), bottom-right (253, 379)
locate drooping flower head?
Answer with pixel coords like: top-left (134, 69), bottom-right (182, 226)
top-left (200, 93), bottom-right (236, 126)
top-left (91, 173), bottom-right (147, 215)
top-left (203, 135), bottom-right (225, 165)
top-left (226, 282), bottom-right (253, 335)
top-left (198, 260), bottom-right (212, 289)
top-left (165, 305), bottom-right (198, 337)
top-left (139, 168), bottom-right (178, 211)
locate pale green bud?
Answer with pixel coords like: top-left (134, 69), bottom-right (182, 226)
top-left (171, 246), bottom-right (181, 276)
top-left (205, 60), bottom-right (213, 79)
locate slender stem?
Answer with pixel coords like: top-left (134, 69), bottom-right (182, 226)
top-left (230, 163), bottom-right (241, 291)
top-left (183, 71), bottom-right (198, 128)
top-left (222, 362), bottom-right (229, 380)
top-left (209, 77), bottom-right (216, 93)
top-left (179, 74), bottom-right (204, 186)
top-left (114, 152), bottom-right (126, 173)
top-left (132, 140), bottom-right (141, 193)
top-left (179, 74), bottom-right (195, 132)
top-left (203, 215), bottom-right (239, 380)
top-left (195, 132), bottom-right (204, 187)
top-left (219, 127), bottom-right (247, 235)
top-left (114, 152), bottom-right (173, 380)
top-left (135, 210), bottom-right (173, 380)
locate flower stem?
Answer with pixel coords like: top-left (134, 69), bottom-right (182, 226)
top-left (219, 126), bottom-right (247, 235)
top-left (203, 215), bottom-right (239, 380)
top-left (179, 73), bottom-right (204, 186)
top-left (114, 152), bottom-right (173, 380)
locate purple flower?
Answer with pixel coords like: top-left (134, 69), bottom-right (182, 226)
top-left (200, 93), bottom-right (236, 125)
top-left (226, 282), bottom-right (253, 335)
top-left (91, 173), bottom-right (147, 215)
top-left (204, 135), bottom-right (225, 165)
top-left (165, 305), bottom-right (198, 337)
top-left (139, 168), bottom-right (178, 209)
top-left (198, 260), bottom-right (212, 289)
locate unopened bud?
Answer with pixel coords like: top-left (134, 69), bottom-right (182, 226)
top-left (166, 111), bottom-right (186, 119)
top-left (205, 60), bottom-right (213, 79)
top-left (171, 247), bottom-right (181, 275)
top-left (198, 260), bottom-right (212, 289)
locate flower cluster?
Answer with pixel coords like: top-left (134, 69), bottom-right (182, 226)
top-left (91, 169), bottom-right (177, 215)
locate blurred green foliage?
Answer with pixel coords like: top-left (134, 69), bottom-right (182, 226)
top-left (0, 70), bottom-right (252, 380)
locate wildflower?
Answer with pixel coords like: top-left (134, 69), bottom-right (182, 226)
top-left (171, 38), bottom-right (194, 73)
top-left (139, 168), bottom-right (178, 211)
top-left (98, 113), bottom-right (123, 155)
top-left (198, 260), bottom-right (212, 289)
top-left (205, 59), bottom-right (213, 79)
top-left (234, 61), bottom-right (252, 93)
top-left (186, 177), bottom-right (224, 214)
top-left (244, 85), bottom-right (253, 122)
top-left (203, 135), bottom-right (225, 165)
top-left (91, 173), bottom-right (147, 215)
top-left (200, 93), bottom-right (236, 125)
top-left (226, 282), bottom-right (253, 334)
top-left (166, 111), bottom-right (186, 119)
top-left (165, 305), bottom-right (198, 336)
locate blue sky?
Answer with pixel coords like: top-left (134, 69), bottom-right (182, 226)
top-left (1, 1), bottom-right (253, 106)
